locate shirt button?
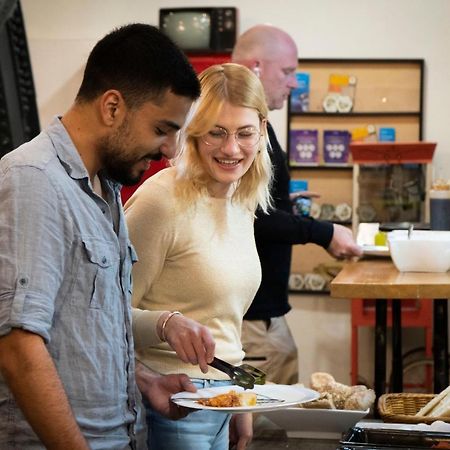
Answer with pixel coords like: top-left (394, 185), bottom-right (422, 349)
top-left (102, 257), bottom-right (107, 264)
top-left (102, 209), bottom-right (106, 214)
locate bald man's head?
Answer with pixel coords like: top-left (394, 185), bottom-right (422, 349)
top-left (232, 25), bottom-right (298, 110)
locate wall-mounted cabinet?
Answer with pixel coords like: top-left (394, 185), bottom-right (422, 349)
top-left (288, 59), bottom-right (425, 292)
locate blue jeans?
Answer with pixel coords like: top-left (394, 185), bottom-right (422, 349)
top-left (145, 379), bottom-right (233, 450)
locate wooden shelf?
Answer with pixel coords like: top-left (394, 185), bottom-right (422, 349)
top-left (289, 289), bottom-right (330, 295)
top-left (290, 111), bottom-right (420, 117)
top-left (289, 164), bottom-right (353, 170)
top-left (290, 59), bottom-right (423, 115)
top-left (288, 58), bottom-right (425, 283)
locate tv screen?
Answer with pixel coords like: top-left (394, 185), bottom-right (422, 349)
top-left (160, 7), bottom-right (237, 53)
top-left (161, 11), bottom-right (211, 51)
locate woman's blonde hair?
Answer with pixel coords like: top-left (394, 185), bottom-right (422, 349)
top-left (174, 63), bottom-right (272, 213)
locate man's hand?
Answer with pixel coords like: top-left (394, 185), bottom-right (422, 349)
top-left (327, 223), bottom-right (363, 259)
top-left (135, 361), bottom-right (196, 420)
top-left (160, 314), bottom-right (216, 373)
top-left (229, 413), bottom-right (253, 450)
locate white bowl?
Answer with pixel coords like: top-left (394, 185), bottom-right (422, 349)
top-left (388, 230), bottom-right (450, 272)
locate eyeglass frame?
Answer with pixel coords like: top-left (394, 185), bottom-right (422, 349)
top-left (200, 125), bottom-right (264, 149)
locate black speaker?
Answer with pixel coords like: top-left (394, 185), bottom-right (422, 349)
top-left (0, 1), bottom-right (40, 158)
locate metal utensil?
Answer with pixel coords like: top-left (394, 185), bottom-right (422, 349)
top-left (408, 223), bottom-right (414, 239)
top-left (255, 392), bottom-right (285, 404)
top-left (208, 357), bottom-right (257, 389)
top-left (238, 363), bottom-right (266, 385)
top-left (173, 393), bottom-right (284, 404)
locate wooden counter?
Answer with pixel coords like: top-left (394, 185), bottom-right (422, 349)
top-left (331, 260), bottom-right (450, 299)
top-left (331, 259), bottom-right (450, 398)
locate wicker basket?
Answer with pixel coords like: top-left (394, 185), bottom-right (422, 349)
top-left (378, 393), bottom-right (450, 424)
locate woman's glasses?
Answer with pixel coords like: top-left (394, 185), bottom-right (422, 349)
top-left (201, 126), bottom-right (262, 149)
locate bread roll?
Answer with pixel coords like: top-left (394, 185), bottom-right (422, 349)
top-left (309, 372), bottom-right (375, 411)
top-left (299, 392), bottom-right (335, 409)
top-left (344, 388), bottom-right (375, 411)
top-left (416, 386), bottom-right (450, 417)
top-left (310, 372), bottom-right (335, 391)
top-left (329, 382), bottom-right (353, 409)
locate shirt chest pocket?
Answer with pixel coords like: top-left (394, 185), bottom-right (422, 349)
top-left (71, 237), bottom-right (119, 310)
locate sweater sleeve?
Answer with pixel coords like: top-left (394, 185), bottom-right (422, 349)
top-left (254, 207), bottom-right (334, 249)
top-left (125, 180), bottom-right (174, 348)
top-left (131, 308), bottom-right (165, 349)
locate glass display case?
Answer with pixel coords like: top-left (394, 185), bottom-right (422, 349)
top-left (351, 141), bottom-right (436, 232)
top-left (357, 164), bottom-right (425, 224)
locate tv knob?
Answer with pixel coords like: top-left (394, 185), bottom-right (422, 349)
top-left (224, 20), bottom-right (234, 30)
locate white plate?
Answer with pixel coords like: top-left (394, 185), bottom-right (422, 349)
top-left (264, 407), bottom-right (369, 438)
top-left (171, 384), bottom-right (319, 414)
top-left (362, 244), bottom-right (390, 257)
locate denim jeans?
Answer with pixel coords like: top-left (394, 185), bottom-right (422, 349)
top-left (146, 379), bottom-right (233, 450)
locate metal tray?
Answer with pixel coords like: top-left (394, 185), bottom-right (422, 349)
top-left (379, 222), bottom-right (429, 232)
top-left (339, 426), bottom-right (450, 449)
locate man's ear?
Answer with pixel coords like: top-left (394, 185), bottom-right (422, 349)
top-left (252, 61), bottom-right (261, 78)
top-left (100, 90), bottom-right (124, 126)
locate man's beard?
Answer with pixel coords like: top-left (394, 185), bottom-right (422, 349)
top-left (103, 150), bottom-right (162, 186)
top-left (98, 121), bottom-right (162, 186)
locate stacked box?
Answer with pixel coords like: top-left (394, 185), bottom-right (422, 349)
top-left (289, 129), bottom-right (318, 166)
top-left (323, 130), bottom-right (351, 164)
top-left (290, 179), bottom-right (308, 193)
top-left (378, 127), bottom-right (396, 142)
top-left (290, 73), bottom-right (310, 112)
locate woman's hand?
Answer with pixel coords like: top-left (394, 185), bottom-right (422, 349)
top-left (160, 313), bottom-right (216, 373)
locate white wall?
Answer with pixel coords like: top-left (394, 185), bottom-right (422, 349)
top-left (22, 0), bottom-right (450, 177)
top-left (20, 0), bottom-right (450, 386)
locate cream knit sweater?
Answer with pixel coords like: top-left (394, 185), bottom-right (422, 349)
top-left (125, 168), bottom-right (261, 379)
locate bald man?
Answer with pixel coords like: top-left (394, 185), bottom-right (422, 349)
top-left (232, 25), bottom-right (362, 384)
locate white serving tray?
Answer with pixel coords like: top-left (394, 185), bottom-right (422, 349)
top-left (264, 407), bottom-right (369, 439)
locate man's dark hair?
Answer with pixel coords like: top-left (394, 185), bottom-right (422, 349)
top-left (76, 23), bottom-right (200, 107)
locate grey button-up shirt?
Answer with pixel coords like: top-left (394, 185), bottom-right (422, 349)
top-left (0, 117), bottom-right (145, 449)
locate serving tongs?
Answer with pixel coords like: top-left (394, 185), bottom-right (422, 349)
top-left (208, 357), bottom-right (266, 390)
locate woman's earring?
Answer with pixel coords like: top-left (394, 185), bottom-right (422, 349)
top-left (253, 65), bottom-right (261, 78)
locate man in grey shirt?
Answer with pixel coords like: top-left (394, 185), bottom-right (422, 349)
top-left (0, 24), bottom-right (202, 449)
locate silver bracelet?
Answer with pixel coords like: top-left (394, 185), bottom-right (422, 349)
top-left (161, 311), bottom-right (182, 342)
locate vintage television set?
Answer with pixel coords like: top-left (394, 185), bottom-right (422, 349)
top-left (159, 7), bottom-right (237, 53)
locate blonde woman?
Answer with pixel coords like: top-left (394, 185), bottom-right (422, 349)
top-left (125, 63), bottom-right (272, 450)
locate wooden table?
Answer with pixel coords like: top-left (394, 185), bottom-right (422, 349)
top-left (331, 260), bottom-right (450, 398)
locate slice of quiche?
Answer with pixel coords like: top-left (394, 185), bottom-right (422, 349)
top-left (197, 390), bottom-right (257, 407)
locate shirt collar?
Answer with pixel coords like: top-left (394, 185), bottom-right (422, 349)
top-left (46, 116), bottom-right (90, 181)
top-left (46, 116), bottom-right (121, 194)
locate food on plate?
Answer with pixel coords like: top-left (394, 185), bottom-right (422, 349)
top-left (416, 385), bottom-right (450, 418)
top-left (300, 372), bottom-right (375, 411)
top-left (197, 390), bottom-right (257, 407)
